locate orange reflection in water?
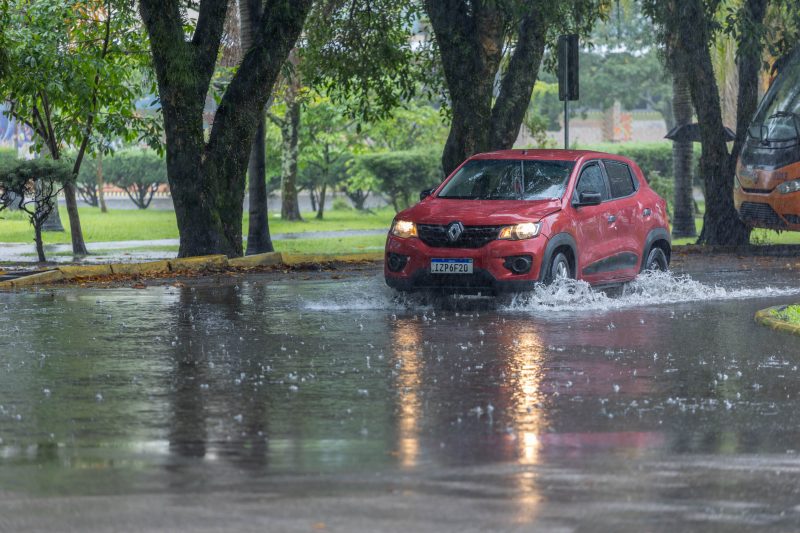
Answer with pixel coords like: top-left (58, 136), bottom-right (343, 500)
top-left (391, 318), bottom-right (423, 469)
top-left (502, 326), bottom-right (548, 523)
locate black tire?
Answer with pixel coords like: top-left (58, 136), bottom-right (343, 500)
top-left (642, 246), bottom-right (668, 272)
top-left (545, 252), bottom-right (572, 284)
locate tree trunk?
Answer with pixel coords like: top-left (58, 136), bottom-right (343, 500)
top-left (676, 0), bottom-right (750, 245)
top-left (62, 182), bottom-right (88, 255)
top-left (40, 179), bottom-right (64, 232)
top-left (424, 1), bottom-right (547, 176)
top-left (34, 223), bottom-right (46, 263)
top-left (97, 151), bottom-right (108, 213)
top-left (316, 182), bottom-right (327, 219)
top-left (671, 72), bottom-right (696, 238)
top-left (246, 116), bottom-right (273, 254)
top-left (280, 95), bottom-right (302, 221)
top-left (139, 0), bottom-right (312, 257)
top-left (241, 0), bottom-right (273, 255)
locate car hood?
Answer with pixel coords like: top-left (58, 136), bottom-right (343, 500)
top-left (400, 198), bottom-right (563, 226)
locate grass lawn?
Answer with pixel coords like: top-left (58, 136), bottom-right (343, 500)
top-left (0, 206), bottom-right (396, 244)
top-left (671, 215), bottom-right (800, 246)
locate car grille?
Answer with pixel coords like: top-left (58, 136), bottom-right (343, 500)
top-left (417, 224), bottom-right (502, 248)
top-left (742, 187), bottom-right (773, 194)
top-left (739, 202), bottom-right (787, 228)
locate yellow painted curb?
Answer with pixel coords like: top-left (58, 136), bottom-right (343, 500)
top-left (169, 255), bottom-right (228, 272)
top-left (754, 306), bottom-right (800, 336)
top-left (3, 269), bottom-right (64, 289)
top-left (59, 264), bottom-right (113, 280)
top-left (281, 251), bottom-right (384, 266)
top-left (228, 252), bottom-right (283, 268)
top-left (110, 260), bottom-right (172, 276)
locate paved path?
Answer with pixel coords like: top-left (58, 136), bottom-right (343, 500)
top-left (0, 229), bottom-right (386, 264)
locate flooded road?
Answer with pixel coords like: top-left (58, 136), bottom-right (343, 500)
top-left (1, 267), bottom-right (800, 532)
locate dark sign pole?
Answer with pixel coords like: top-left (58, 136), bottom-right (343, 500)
top-left (558, 34), bottom-right (579, 150)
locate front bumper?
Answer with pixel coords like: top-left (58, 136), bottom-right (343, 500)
top-left (734, 188), bottom-right (800, 230)
top-left (384, 233), bottom-right (548, 293)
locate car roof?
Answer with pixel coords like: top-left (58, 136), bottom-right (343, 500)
top-left (469, 149), bottom-right (618, 162)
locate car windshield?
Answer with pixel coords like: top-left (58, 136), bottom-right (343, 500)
top-left (749, 48), bottom-right (800, 142)
top-left (437, 159), bottom-right (574, 200)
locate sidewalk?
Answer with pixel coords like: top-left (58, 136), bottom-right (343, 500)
top-left (0, 229), bottom-right (386, 264)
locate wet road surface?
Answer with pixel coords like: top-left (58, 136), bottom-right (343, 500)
top-left (1, 265), bottom-right (800, 532)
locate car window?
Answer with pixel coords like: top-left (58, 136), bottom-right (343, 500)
top-left (438, 159), bottom-right (574, 200)
top-left (605, 161), bottom-right (636, 198)
top-left (575, 163), bottom-right (608, 201)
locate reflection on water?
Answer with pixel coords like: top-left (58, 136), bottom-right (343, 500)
top-left (0, 275), bottom-right (799, 499)
top-left (392, 319), bottom-right (422, 469)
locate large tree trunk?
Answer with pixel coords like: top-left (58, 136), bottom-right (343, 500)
top-left (675, 0), bottom-right (750, 245)
top-left (280, 95), bottom-right (302, 221)
top-left (424, 1), bottom-right (547, 175)
top-left (316, 182), bottom-right (327, 220)
top-left (241, 0), bottom-right (273, 255)
top-left (139, 0), bottom-right (312, 257)
top-left (671, 72), bottom-right (696, 238)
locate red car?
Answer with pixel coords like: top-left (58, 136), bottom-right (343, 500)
top-left (384, 149), bottom-right (671, 293)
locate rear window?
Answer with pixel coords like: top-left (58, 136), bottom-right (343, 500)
top-left (605, 161), bottom-right (636, 198)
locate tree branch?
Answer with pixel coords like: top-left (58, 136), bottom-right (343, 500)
top-left (490, 2), bottom-right (548, 149)
top-left (192, 0), bottom-right (229, 79)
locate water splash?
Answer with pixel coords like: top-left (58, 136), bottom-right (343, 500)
top-left (503, 270), bottom-right (800, 313)
top-left (299, 271), bottom-right (800, 313)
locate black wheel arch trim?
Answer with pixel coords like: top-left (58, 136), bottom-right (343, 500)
top-left (641, 228), bottom-right (672, 271)
top-left (539, 232), bottom-right (578, 282)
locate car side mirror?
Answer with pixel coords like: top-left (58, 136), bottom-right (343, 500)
top-left (574, 191), bottom-right (602, 207)
top-left (420, 187), bottom-right (435, 201)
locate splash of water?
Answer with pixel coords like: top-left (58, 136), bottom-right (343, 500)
top-left (299, 271), bottom-right (800, 313)
top-left (503, 270), bottom-right (800, 313)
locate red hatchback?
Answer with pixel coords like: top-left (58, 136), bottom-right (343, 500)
top-left (384, 149), bottom-right (671, 293)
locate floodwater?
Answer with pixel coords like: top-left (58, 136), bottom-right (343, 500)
top-left (1, 268), bottom-right (800, 532)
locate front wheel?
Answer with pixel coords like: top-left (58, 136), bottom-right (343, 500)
top-left (643, 247), bottom-right (668, 272)
top-left (545, 252), bottom-right (572, 284)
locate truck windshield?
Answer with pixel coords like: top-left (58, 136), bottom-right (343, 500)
top-left (749, 49), bottom-right (800, 143)
top-left (437, 159), bottom-right (574, 200)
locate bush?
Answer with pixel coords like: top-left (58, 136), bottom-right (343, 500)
top-left (647, 171), bottom-right (675, 216)
top-left (349, 149), bottom-right (443, 211)
top-left (0, 147), bottom-right (16, 166)
top-left (332, 197), bottom-right (352, 211)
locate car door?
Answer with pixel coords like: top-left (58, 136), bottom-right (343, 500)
top-left (602, 160), bottom-right (642, 281)
top-left (571, 161), bottom-right (617, 283)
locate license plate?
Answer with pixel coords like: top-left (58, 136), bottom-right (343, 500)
top-left (431, 258), bottom-right (473, 274)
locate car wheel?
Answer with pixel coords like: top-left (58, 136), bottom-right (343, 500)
top-left (546, 252), bottom-right (572, 284)
top-left (643, 246), bottom-right (668, 272)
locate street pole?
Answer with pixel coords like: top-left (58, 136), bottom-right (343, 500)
top-left (564, 46), bottom-right (570, 150)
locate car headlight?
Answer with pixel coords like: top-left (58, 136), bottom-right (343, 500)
top-left (778, 179), bottom-right (800, 194)
top-left (497, 222), bottom-right (541, 240)
top-left (391, 219), bottom-right (417, 238)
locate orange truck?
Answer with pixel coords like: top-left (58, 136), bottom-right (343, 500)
top-left (735, 48), bottom-right (800, 231)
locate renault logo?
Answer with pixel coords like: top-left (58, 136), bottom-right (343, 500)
top-left (446, 221), bottom-right (464, 242)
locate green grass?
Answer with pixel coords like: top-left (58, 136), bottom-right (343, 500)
top-left (671, 212), bottom-right (800, 246)
top-left (773, 305), bottom-right (800, 325)
top-left (0, 206), bottom-right (396, 244)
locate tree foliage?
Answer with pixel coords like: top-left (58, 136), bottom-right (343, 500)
top-left (350, 149), bottom-right (443, 211)
top-left (0, 158), bottom-right (73, 262)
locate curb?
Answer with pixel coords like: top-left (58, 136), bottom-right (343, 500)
top-left (0, 251), bottom-right (384, 290)
top-left (754, 305), bottom-right (800, 336)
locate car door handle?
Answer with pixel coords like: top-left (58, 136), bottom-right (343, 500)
top-left (643, 208), bottom-right (652, 217)
top-left (607, 215), bottom-right (617, 223)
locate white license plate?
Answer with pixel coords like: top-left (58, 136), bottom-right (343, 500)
top-left (431, 258), bottom-right (473, 274)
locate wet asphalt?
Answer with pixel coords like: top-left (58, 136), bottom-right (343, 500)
top-left (1, 259), bottom-right (800, 532)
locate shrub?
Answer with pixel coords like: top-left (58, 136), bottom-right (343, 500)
top-left (350, 149), bottom-right (443, 211)
top-left (0, 158), bottom-right (73, 262)
top-left (332, 197), bottom-right (352, 211)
